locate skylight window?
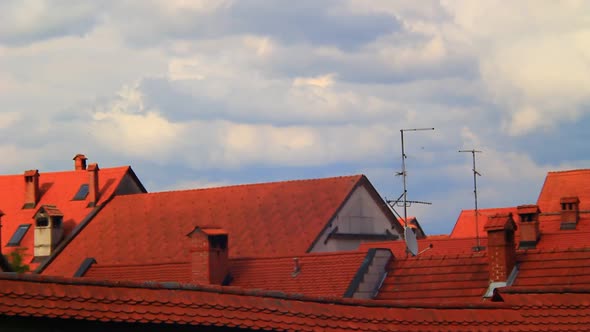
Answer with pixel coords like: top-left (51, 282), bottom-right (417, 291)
top-left (7, 224), bottom-right (31, 246)
top-left (73, 184), bottom-right (89, 200)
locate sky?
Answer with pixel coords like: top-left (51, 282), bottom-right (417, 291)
top-left (1, 0), bottom-right (590, 234)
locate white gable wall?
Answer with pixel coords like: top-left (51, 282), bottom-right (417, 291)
top-left (309, 184), bottom-right (401, 253)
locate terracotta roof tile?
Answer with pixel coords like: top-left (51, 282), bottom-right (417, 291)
top-left (537, 169), bottom-right (590, 212)
top-left (450, 207), bottom-right (518, 238)
top-left (4, 273), bottom-right (587, 331)
top-left (229, 251), bottom-right (368, 297)
top-left (43, 175), bottom-right (365, 277)
top-left (0, 166), bottom-right (136, 270)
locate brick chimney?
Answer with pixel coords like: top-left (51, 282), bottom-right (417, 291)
top-left (23, 170), bottom-right (40, 209)
top-left (87, 163), bottom-right (99, 207)
top-left (485, 213), bottom-right (517, 283)
top-left (560, 196), bottom-right (579, 230)
top-left (517, 205), bottom-right (540, 249)
top-left (187, 227), bottom-right (229, 285)
top-left (73, 154), bottom-right (88, 170)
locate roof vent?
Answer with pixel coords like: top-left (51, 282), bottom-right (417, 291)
top-left (560, 196), bottom-right (579, 230)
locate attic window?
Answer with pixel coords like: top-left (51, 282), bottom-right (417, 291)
top-left (7, 224), bottom-right (31, 246)
top-left (72, 184), bottom-right (89, 200)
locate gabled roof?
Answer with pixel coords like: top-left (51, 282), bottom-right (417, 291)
top-left (537, 169), bottom-right (590, 212)
top-left (43, 175), bottom-right (374, 277)
top-left (0, 166), bottom-right (141, 270)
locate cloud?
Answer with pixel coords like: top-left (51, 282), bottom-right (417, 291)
top-left (0, 0), bottom-right (101, 45)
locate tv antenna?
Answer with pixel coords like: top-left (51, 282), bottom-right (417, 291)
top-left (459, 149), bottom-right (484, 252)
top-left (390, 127), bottom-right (434, 256)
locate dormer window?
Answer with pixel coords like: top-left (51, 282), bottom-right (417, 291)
top-left (36, 216), bottom-right (49, 227)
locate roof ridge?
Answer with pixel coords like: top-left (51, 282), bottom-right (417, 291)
top-left (547, 168), bottom-right (590, 175)
top-left (144, 174), bottom-right (364, 196)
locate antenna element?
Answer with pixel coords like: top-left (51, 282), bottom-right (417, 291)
top-left (459, 149), bottom-right (484, 252)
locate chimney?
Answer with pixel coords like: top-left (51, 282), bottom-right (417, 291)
top-left (485, 213), bottom-right (517, 283)
top-left (23, 170), bottom-right (40, 209)
top-left (33, 205), bottom-right (64, 257)
top-left (187, 227), bottom-right (229, 285)
top-left (87, 163), bottom-right (99, 207)
top-left (517, 205), bottom-right (540, 249)
top-left (560, 196), bottom-right (579, 230)
top-left (73, 154), bottom-right (88, 170)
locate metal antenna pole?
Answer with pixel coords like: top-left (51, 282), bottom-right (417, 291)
top-left (459, 149), bottom-right (483, 251)
top-left (400, 128), bottom-right (434, 228)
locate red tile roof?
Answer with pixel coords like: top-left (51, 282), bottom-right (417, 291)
top-left (537, 169), bottom-right (590, 212)
top-left (4, 273), bottom-right (590, 331)
top-left (377, 253), bottom-right (489, 303)
top-left (450, 207), bottom-right (518, 238)
top-left (514, 249), bottom-right (590, 289)
top-left (0, 166), bottom-right (138, 270)
top-left (229, 251), bottom-right (368, 297)
top-left (43, 175), bottom-right (370, 277)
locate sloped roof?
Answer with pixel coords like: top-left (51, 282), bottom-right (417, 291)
top-left (3, 273), bottom-right (590, 331)
top-left (43, 175), bottom-right (370, 277)
top-left (83, 251), bottom-right (369, 298)
top-left (537, 169), bottom-right (590, 212)
top-left (229, 251), bottom-right (368, 297)
top-left (0, 166), bottom-right (137, 270)
top-left (450, 207), bottom-right (518, 238)
top-left (514, 249), bottom-right (590, 289)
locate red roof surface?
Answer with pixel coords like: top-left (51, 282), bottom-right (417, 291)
top-left (83, 251), bottom-right (369, 298)
top-left (537, 169), bottom-right (590, 212)
top-left (0, 166), bottom-right (135, 270)
top-left (43, 175), bottom-right (368, 277)
top-left (450, 207), bottom-right (518, 238)
top-left (514, 249), bottom-right (590, 289)
top-left (229, 251), bottom-right (368, 297)
top-left (3, 273), bottom-right (590, 331)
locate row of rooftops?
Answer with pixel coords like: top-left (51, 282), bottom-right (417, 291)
top-left (1, 156), bottom-right (590, 330)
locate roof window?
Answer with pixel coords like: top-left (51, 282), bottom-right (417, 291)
top-left (7, 224), bottom-right (31, 246)
top-left (72, 184), bottom-right (89, 200)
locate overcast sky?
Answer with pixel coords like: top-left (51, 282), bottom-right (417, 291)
top-left (1, 1), bottom-right (589, 234)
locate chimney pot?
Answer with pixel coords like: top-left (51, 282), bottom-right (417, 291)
top-left (87, 163), bottom-right (100, 207)
top-left (23, 170), bottom-right (40, 209)
top-left (485, 213), bottom-right (517, 283)
top-left (517, 205), bottom-right (540, 249)
top-left (73, 154), bottom-right (88, 171)
top-left (187, 227), bottom-right (229, 285)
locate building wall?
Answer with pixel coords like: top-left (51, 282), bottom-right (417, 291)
top-left (310, 185), bottom-right (400, 252)
top-left (115, 173), bottom-right (145, 195)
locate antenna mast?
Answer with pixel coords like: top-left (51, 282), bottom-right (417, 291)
top-left (399, 128), bottom-right (434, 227)
top-left (459, 149), bottom-right (484, 251)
